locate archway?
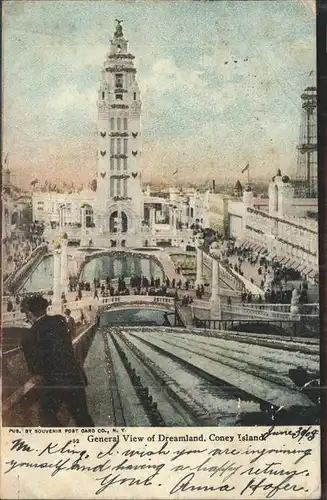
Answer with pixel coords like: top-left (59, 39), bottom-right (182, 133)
top-left (11, 212), bottom-right (19, 225)
top-left (81, 204), bottom-right (94, 227)
top-left (109, 211), bottom-right (128, 233)
top-left (274, 185), bottom-right (279, 212)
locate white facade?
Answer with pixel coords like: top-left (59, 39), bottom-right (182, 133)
top-left (32, 191), bottom-right (96, 226)
top-left (227, 172), bottom-right (318, 278)
top-left (94, 22), bottom-right (143, 245)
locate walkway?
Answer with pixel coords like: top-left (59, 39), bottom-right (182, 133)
top-left (228, 255), bottom-right (263, 288)
top-left (155, 252), bottom-right (181, 281)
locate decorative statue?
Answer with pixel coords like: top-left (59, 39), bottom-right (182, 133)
top-left (291, 287), bottom-right (300, 306)
top-left (115, 19), bottom-right (123, 38)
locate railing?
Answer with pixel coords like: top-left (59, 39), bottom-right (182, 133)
top-left (2, 295), bottom-right (175, 325)
top-left (2, 321), bottom-right (98, 426)
top-left (192, 316), bottom-right (319, 338)
top-left (192, 299), bottom-right (210, 310)
top-left (4, 244), bottom-right (48, 293)
top-left (221, 304), bottom-right (300, 321)
top-left (98, 295), bottom-right (176, 307)
top-left (202, 251), bottom-right (244, 292)
top-left (240, 302), bottom-right (319, 314)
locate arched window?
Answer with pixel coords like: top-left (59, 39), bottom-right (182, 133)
top-left (123, 118), bottom-right (128, 130)
top-left (109, 211), bottom-right (128, 233)
top-left (81, 204), bottom-right (94, 227)
top-left (117, 118), bottom-right (121, 131)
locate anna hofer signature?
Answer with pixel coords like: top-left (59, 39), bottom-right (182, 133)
top-left (3, 437), bottom-right (314, 497)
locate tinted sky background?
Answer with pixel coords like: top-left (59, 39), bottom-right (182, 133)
top-left (3, 0), bottom-right (315, 188)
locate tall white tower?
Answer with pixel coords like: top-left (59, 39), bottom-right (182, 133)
top-left (95, 21), bottom-right (143, 245)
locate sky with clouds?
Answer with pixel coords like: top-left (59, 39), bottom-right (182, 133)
top-left (3, 0), bottom-right (315, 188)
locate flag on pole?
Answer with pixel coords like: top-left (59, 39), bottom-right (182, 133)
top-left (4, 153), bottom-right (9, 167)
top-left (241, 163), bottom-right (249, 174)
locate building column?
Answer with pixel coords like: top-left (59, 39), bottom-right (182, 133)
top-left (81, 207), bottom-right (86, 232)
top-left (141, 257), bottom-right (151, 278)
top-left (134, 256), bottom-right (142, 278)
top-left (173, 211), bottom-right (177, 236)
top-left (53, 249), bottom-right (62, 307)
top-left (116, 204), bottom-right (122, 248)
top-left (195, 247), bottom-right (204, 286)
top-left (60, 237), bottom-right (68, 295)
top-left (210, 258), bottom-right (221, 319)
top-left (150, 206), bottom-right (156, 235)
top-left (80, 205), bottom-right (88, 246)
top-left (150, 259), bottom-right (157, 281)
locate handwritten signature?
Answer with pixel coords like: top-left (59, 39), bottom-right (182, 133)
top-left (3, 435), bottom-right (316, 498)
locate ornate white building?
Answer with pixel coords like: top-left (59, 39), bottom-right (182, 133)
top-left (227, 171), bottom-right (319, 280)
top-left (32, 22), bottom-right (198, 249)
top-left (95, 21), bottom-right (143, 244)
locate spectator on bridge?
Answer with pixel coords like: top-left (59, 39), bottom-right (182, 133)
top-left (64, 308), bottom-right (76, 339)
top-left (7, 299), bottom-right (14, 312)
top-left (20, 295), bottom-right (94, 427)
top-left (162, 312), bottom-right (171, 327)
top-left (94, 289), bottom-right (99, 299)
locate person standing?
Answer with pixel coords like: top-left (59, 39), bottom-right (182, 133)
top-left (64, 308), bottom-right (76, 339)
top-left (21, 295), bottom-right (94, 427)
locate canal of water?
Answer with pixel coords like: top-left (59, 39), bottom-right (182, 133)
top-left (20, 253), bottom-right (165, 293)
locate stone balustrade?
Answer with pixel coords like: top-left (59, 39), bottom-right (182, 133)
top-left (221, 304), bottom-right (300, 321)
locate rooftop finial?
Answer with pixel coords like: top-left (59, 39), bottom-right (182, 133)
top-left (114, 19), bottom-right (123, 38)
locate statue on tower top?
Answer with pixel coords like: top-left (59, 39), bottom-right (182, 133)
top-left (114, 19), bottom-right (124, 38)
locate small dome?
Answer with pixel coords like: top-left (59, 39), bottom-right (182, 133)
top-left (282, 175), bottom-right (290, 183)
top-left (60, 232), bottom-right (68, 240)
top-left (53, 242), bottom-right (61, 250)
top-left (81, 202), bottom-right (86, 208)
top-left (244, 185), bottom-right (252, 192)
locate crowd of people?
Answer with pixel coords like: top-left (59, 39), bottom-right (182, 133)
top-left (3, 230), bottom-right (45, 282)
top-left (221, 242), bottom-right (311, 305)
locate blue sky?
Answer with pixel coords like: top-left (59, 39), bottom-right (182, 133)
top-left (3, 0), bottom-right (315, 187)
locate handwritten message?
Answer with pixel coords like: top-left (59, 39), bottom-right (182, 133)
top-left (1, 427), bottom-right (321, 499)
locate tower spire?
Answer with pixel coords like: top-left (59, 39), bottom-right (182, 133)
top-left (114, 19), bottom-right (124, 38)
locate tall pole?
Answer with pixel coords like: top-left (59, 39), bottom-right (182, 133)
top-left (53, 248), bottom-right (62, 308)
top-left (195, 247), bottom-right (203, 286)
top-left (60, 236), bottom-right (68, 295)
top-left (210, 257), bottom-right (221, 319)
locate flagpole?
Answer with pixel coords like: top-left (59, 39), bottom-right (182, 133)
top-left (247, 165), bottom-right (250, 185)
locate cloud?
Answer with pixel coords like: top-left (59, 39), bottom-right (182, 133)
top-left (3, 0), bottom-right (316, 189)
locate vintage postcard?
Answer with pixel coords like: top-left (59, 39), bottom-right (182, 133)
top-left (1, 0), bottom-right (322, 498)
